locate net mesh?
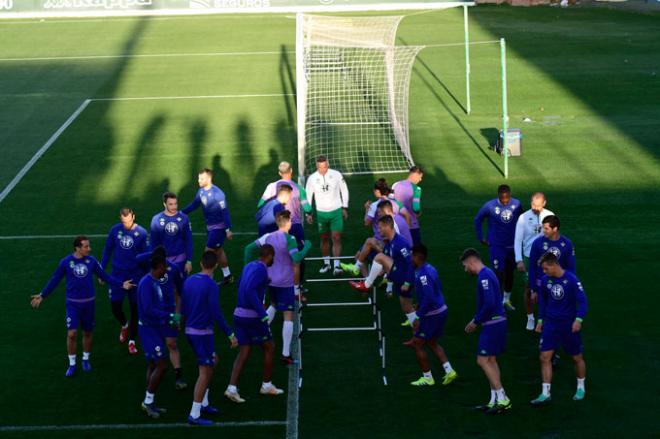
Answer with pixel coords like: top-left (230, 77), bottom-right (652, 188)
top-left (298, 14), bottom-right (423, 175)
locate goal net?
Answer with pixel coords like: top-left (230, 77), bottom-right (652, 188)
top-left (296, 14), bottom-right (424, 178)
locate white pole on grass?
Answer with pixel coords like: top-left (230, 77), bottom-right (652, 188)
top-left (296, 13), bottom-right (307, 185)
top-left (463, 4), bottom-right (471, 115)
top-left (500, 37), bottom-right (509, 179)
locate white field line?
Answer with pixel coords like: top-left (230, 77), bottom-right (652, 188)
top-left (0, 420), bottom-right (286, 432)
top-left (0, 232), bottom-right (256, 240)
top-left (91, 93), bottom-right (293, 102)
top-left (0, 50), bottom-right (292, 63)
top-left (0, 99), bottom-right (91, 205)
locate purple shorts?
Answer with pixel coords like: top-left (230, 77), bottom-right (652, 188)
top-left (477, 319), bottom-right (507, 356)
top-left (186, 333), bottom-right (216, 366)
top-left (489, 246), bottom-right (515, 273)
top-left (65, 300), bottom-right (95, 332)
top-left (269, 286), bottom-right (295, 312)
top-left (540, 320), bottom-right (583, 356)
top-left (414, 309), bottom-right (447, 340)
top-left (207, 228), bottom-right (227, 249)
top-left (234, 316), bottom-right (272, 346)
top-left (138, 325), bottom-right (167, 362)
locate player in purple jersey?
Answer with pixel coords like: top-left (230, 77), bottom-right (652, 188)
top-left (474, 185), bottom-right (523, 311)
top-left (182, 250), bottom-right (238, 426)
top-left (530, 252), bottom-right (588, 405)
top-left (349, 216), bottom-right (417, 327)
top-left (137, 254), bottom-right (181, 419)
top-left (255, 184), bottom-right (292, 237)
top-left (392, 166), bottom-right (424, 244)
top-left (31, 236), bottom-right (134, 377)
top-left (407, 244), bottom-right (458, 387)
top-left (225, 245), bottom-right (285, 403)
top-left (100, 207), bottom-right (150, 355)
top-left (461, 248), bottom-right (512, 415)
top-left (259, 161), bottom-right (313, 300)
top-left (182, 168), bottom-right (235, 284)
top-left (363, 179), bottom-right (411, 234)
top-left (528, 215), bottom-right (576, 297)
top-left (151, 192), bottom-right (193, 278)
top-left (245, 210), bottom-right (311, 365)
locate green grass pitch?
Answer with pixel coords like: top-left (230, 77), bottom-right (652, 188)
top-left (0, 5), bottom-right (659, 438)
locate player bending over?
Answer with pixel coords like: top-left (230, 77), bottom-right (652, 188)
top-left (225, 244), bottom-right (285, 403)
top-left (31, 236), bottom-right (133, 377)
top-left (182, 250), bottom-right (238, 425)
top-left (182, 169), bottom-right (235, 284)
top-left (530, 252), bottom-right (588, 406)
top-left (461, 248), bottom-right (512, 415)
top-left (408, 244), bottom-right (458, 387)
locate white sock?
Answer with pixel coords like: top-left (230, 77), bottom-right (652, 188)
top-left (189, 401), bottom-right (202, 419)
top-left (122, 323), bottom-right (129, 329)
top-left (405, 311), bottom-right (419, 326)
top-left (442, 362), bottom-right (453, 374)
top-left (577, 378), bottom-right (585, 391)
top-left (68, 355), bottom-right (76, 366)
top-left (495, 388), bottom-right (507, 402)
top-left (333, 259), bottom-right (340, 268)
top-left (364, 261), bottom-right (383, 288)
top-left (202, 389), bottom-right (209, 407)
top-left (282, 320), bottom-right (293, 357)
top-left (262, 381), bottom-right (273, 389)
top-left (323, 257), bottom-right (330, 266)
top-left (489, 389), bottom-right (497, 405)
top-left (542, 382), bottom-right (551, 397)
top-left (386, 282), bottom-right (393, 293)
top-left (82, 352), bottom-right (90, 361)
top-left (222, 266), bottom-right (231, 277)
top-left (527, 313), bottom-right (535, 320)
top-left (227, 384), bottom-right (238, 394)
top-left (266, 306), bottom-right (276, 325)
top-left (295, 285), bottom-right (301, 295)
top-left (144, 391), bottom-right (154, 405)
top-left (355, 260), bottom-right (363, 269)
top-left (423, 370), bottom-right (433, 380)
top-left (503, 292), bottom-right (511, 302)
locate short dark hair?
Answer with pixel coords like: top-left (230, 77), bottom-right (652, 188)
top-left (201, 250), bottom-right (218, 269)
top-left (377, 215), bottom-right (394, 229)
top-left (73, 235), bottom-right (88, 250)
top-left (152, 245), bottom-right (167, 259)
top-left (151, 254), bottom-right (167, 270)
top-left (162, 191), bottom-right (177, 203)
top-left (460, 247), bottom-right (481, 262)
top-left (497, 184), bottom-right (511, 195)
top-left (260, 243), bottom-right (275, 259)
top-left (316, 155), bottom-right (328, 163)
top-left (373, 178), bottom-right (390, 195)
top-left (275, 209), bottom-right (291, 227)
top-left (277, 184), bottom-right (293, 194)
top-left (119, 207), bottom-right (134, 217)
top-left (376, 200), bottom-right (393, 213)
top-left (199, 168), bottom-right (213, 176)
top-left (542, 215), bottom-right (560, 229)
top-left (412, 243), bottom-right (428, 260)
top-left (531, 191), bottom-right (546, 201)
top-left (409, 166), bottom-right (423, 174)
top-left (540, 251), bottom-right (559, 266)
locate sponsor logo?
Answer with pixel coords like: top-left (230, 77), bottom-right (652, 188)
top-left (73, 263), bottom-right (89, 278)
top-left (165, 221), bottom-right (179, 236)
top-left (0, 0), bottom-right (13, 10)
top-left (190, 0), bottom-right (271, 8)
top-left (499, 208), bottom-right (513, 223)
top-left (481, 279), bottom-right (489, 290)
top-left (201, 195), bottom-right (208, 206)
top-left (44, 0), bottom-right (152, 10)
top-left (119, 234), bottom-right (134, 249)
top-left (420, 275), bottom-right (428, 286)
top-left (550, 283), bottom-right (564, 300)
top-left (158, 273), bottom-right (169, 285)
top-left (547, 246), bottom-right (561, 258)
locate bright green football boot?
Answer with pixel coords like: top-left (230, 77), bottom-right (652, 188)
top-left (339, 263), bottom-right (360, 276)
top-left (410, 376), bottom-right (435, 386)
top-left (442, 370), bottom-right (458, 385)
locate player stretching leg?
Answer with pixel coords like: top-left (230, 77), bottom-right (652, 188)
top-left (408, 244), bottom-right (458, 387)
top-left (530, 252), bottom-right (588, 406)
top-left (182, 251), bottom-right (237, 425)
top-left (225, 244), bottom-right (285, 403)
top-left (31, 236), bottom-right (133, 377)
top-left (461, 248), bottom-right (512, 415)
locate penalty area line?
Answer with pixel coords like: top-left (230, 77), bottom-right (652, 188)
top-left (0, 420), bottom-right (287, 432)
top-left (0, 99), bottom-right (91, 206)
